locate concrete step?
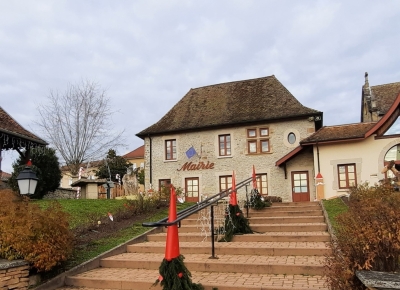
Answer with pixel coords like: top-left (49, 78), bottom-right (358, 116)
top-left (180, 215), bottom-right (325, 226)
top-left (62, 268), bottom-right (328, 289)
top-left (254, 205), bottom-right (321, 212)
top-left (250, 223), bottom-right (328, 233)
top-left (127, 241), bottom-right (331, 256)
top-left (248, 216), bottom-right (325, 224)
top-left (146, 231), bottom-right (331, 242)
top-left (99, 252), bottom-right (326, 276)
top-left (248, 210), bottom-right (323, 217)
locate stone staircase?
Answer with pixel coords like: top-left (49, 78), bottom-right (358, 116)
top-left (56, 202), bottom-right (331, 290)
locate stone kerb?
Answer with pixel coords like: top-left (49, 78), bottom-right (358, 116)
top-left (0, 259), bottom-right (29, 290)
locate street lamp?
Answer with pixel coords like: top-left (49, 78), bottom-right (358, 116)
top-left (16, 160), bottom-right (38, 195)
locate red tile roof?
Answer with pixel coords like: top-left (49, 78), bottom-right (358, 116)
top-left (122, 145), bottom-right (144, 159)
top-left (0, 171), bottom-right (11, 180)
top-left (301, 122), bottom-right (377, 144)
top-left (0, 106), bottom-right (47, 149)
top-left (137, 76), bottom-right (321, 137)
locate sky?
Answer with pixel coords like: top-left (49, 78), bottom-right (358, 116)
top-left (1, 0), bottom-right (400, 173)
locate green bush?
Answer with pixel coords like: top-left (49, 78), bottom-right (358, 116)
top-left (0, 189), bottom-right (73, 272)
top-left (325, 183), bottom-right (400, 289)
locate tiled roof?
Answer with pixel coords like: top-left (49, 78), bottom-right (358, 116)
top-left (371, 82), bottom-right (400, 116)
top-left (123, 145), bottom-right (144, 159)
top-left (137, 76), bottom-right (321, 137)
top-left (0, 106), bottom-right (47, 149)
top-left (301, 122), bottom-right (377, 144)
top-left (0, 171), bottom-right (11, 180)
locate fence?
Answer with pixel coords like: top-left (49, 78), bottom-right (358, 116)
top-left (98, 184), bottom-right (126, 199)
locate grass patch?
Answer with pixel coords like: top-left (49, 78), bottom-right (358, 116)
top-left (35, 200), bottom-right (193, 280)
top-left (34, 199), bottom-right (127, 229)
top-left (322, 197), bottom-right (348, 231)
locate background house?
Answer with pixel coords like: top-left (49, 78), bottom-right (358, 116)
top-left (278, 73), bottom-right (400, 200)
top-left (137, 75), bottom-right (322, 202)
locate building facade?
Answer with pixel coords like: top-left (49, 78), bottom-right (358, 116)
top-left (137, 76), bottom-right (322, 202)
top-left (278, 73), bottom-right (400, 199)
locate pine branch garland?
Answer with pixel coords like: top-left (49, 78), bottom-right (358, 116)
top-left (153, 255), bottom-right (204, 290)
top-left (246, 189), bottom-right (272, 210)
top-left (220, 204), bottom-right (252, 242)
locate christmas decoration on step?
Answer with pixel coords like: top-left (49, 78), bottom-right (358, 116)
top-left (153, 185), bottom-right (204, 290)
top-left (245, 165), bottom-right (271, 210)
top-left (219, 171), bottom-right (252, 242)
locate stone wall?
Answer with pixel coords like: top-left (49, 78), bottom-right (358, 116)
top-left (0, 260), bottom-right (29, 290)
top-left (144, 119), bottom-right (317, 202)
top-left (43, 188), bottom-right (76, 199)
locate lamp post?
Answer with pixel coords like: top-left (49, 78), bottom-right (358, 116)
top-left (16, 160), bottom-right (38, 195)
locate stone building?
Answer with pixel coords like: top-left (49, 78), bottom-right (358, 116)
top-left (137, 76), bottom-right (322, 202)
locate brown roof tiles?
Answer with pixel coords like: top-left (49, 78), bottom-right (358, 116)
top-left (301, 122), bottom-right (377, 144)
top-left (0, 106), bottom-right (47, 149)
top-left (122, 145), bottom-right (144, 159)
top-left (371, 82), bottom-right (400, 116)
top-left (137, 75), bottom-right (321, 137)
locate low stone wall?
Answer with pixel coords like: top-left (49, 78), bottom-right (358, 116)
top-left (0, 260), bottom-right (29, 290)
top-left (43, 188), bottom-right (76, 199)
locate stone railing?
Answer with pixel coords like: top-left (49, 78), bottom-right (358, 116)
top-left (0, 259), bottom-right (29, 290)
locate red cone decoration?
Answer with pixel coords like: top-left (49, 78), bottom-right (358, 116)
top-left (154, 185), bottom-right (204, 290)
top-left (229, 171), bottom-right (238, 206)
top-left (165, 186), bottom-right (180, 261)
top-left (252, 165), bottom-right (257, 189)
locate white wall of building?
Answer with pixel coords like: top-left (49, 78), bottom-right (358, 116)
top-left (314, 135), bottom-right (400, 199)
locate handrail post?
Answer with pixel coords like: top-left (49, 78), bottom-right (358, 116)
top-left (209, 204), bottom-right (218, 259)
top-left (245, 184), bottom-right (249, 218)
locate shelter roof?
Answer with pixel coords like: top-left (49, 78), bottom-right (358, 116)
top-left (0, 106), bottom-right (47, 150)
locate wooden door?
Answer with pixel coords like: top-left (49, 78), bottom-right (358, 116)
top-left (291, 171), bottom-right (310, 202)
top-left (185, 177), bottom-right (199, 202)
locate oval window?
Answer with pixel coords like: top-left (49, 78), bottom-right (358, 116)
top-left (288, 132), bottom-right (296, 144)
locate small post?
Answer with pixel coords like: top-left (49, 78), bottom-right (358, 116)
top-left (209, 204), bottom-right (218, 259)
top-left (245, 184), bottom-right (249, 218)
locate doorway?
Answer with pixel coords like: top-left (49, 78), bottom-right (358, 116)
top-left (185, 177), bottom-right (199, 202)
top-left (291, 171), bottom-right (310, 202)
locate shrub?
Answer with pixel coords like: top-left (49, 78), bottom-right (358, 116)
top-left (0, 189), bottom-right (73, 272)
top-left (325, 183), bottom-right (400, 289)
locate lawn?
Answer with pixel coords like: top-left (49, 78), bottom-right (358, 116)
top-left (35, 198), bottom-right (195, 279)
top-left (322, 197), bottom-right (348, 231)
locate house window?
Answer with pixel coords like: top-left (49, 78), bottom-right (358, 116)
top-left (219, 175), bottom-right (232, 192)
top-left (159, 179), bottom-right (171, 193)
top-left (260, 128), bottom-right (269, 136)
top-left (247, 127), bottom-right (270, 154)
top-left (248, 140), bottom-right (257, 153)
top-left (165, 139), bottom-right (176, 160)
top-left (219, 134), bottom-right (231, 156)
top-left (260, 140), bottom-right (270, 152)
top-left (256, 173), bottom-right (268, 195)
top-left (288, 132), bottom-right (296, 144)
top-left (338, 164), bottom-right (357, 189)
top-left (247, 129), bottom-right (257, 138)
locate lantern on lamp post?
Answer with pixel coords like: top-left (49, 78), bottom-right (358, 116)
top-left (16, 160), bottom-right (38, 195)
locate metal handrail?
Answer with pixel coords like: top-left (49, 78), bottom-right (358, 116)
top-left (142, 176), bottom-right (253, 228)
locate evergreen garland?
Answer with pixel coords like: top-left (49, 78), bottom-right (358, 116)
top-left (153, 255), bottom-right (204, 290)
top-left (219, 204), bottom-right (252, 242)
top-left (246, 189), bottom-right (272, 210)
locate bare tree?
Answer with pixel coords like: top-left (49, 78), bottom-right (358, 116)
top-left (36, 80), bottom-right (125, 176)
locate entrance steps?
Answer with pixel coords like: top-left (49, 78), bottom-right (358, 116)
top-left (56, 201), bottom-right (331, 290)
